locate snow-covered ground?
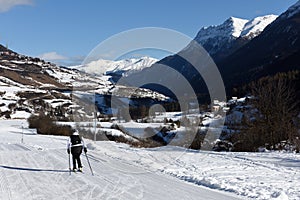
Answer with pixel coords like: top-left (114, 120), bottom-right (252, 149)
top-left (1, 120), bottom-right (300, 200)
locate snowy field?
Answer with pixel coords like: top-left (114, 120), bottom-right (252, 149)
top-left (0, 120), bottom-right (299, 200)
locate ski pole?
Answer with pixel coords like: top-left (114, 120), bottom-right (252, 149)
top-left (85, 152), bottom-right (94, 176)
top-left (68, 147), bottom-right (71, 175)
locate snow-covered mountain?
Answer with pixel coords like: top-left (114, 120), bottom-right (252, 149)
top-left (240, 15), bottom-right (278, 38)
top-left (125, 10), bottom-right (296, 98)
top-left (196, 17), bottom-right (248, 42)
top-left (218, 0), bottom-right (300, 89)
top-left (0, 45), bottom-right (168, 119)
top-left (71, 56), bottom-right (158, 77)
top-left (195, 15), bottom-right (278, 57)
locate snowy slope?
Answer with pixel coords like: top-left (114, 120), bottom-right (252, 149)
top-left (196, 17), bottom-right (249, 42)
top-left (71, 57), bottom-right (158, 76)
top-left (195, 15), bottom-right (278, 55)
top-left (102, 143), bottom-right (300, 200)
top-left (0, 48), bottom-right (169, 119)
top-left (1, 120), bottom-right (300, 199)
top-left (0, 120), bottom-right (242, 200)
top-left (240, 15), bottom-right (278, 39)
top-left (196, 15), bottom-right (277, 42)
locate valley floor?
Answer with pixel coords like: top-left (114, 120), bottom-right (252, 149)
top-left (0, 120), bottom-right (299, 200)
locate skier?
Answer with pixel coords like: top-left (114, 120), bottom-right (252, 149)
top-left (67, 130), bottom-right (87, 172)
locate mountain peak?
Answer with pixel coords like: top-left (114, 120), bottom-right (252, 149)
top-left (196, 17), bottom-right (248, 42)
top-left (226, 16), bottom-right (246, 22)
top-left (240, 14), bottom-right (278, 39)
top-left (71, 56), bottom-right (158, 77)
top-left (196, 15), bottom-right (277, 42)
top-left (225, 17), bottom-right (249, 37)
top-left (226, 16), bottom-right (247, 23)
top-left (195, 15), bottom-right (277, 56)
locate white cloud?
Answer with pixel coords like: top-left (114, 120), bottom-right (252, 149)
top-left (38, 52), bottom-right (68, 61)
top-left (0, 0), bottom-right (34, 12)
top-left (38, 52), bottom-right (85, 66)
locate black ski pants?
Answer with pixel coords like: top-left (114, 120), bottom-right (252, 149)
top-left (71, 146), bottom-right (83, 169)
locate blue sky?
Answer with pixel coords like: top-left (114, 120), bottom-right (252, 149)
top-left (0, 0), bottom-right (298, 65)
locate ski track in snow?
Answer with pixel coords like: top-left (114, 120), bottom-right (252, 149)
top-left (0, 133), bottom-right (211, 200)
top-left (0, 153), bottom-right (12, 200)
top-left (3, 120), bottom-right (300, 199)
top-left (97, 142), bottom-right (300, 200)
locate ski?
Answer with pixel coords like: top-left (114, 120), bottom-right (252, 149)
top-left (70, 169), bottom-right (84, 174)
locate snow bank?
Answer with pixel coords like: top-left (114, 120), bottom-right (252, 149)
top-left (99, 143), bottom-right (300, 200)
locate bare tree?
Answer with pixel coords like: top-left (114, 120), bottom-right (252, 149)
top-left (238, 77), bottom-right (298, 151)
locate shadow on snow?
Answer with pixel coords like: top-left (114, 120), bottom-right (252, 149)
top-left (0, 165), bottom-right (69, 173)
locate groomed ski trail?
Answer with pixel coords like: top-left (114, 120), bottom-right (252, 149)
top-left (0, 122), bottom-right (242, 200)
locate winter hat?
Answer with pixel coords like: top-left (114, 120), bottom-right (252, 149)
top-left (73, 131), bottom-right (79, 135)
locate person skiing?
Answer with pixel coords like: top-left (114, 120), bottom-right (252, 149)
top-left (67, 130), bottom-right (87, 172)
